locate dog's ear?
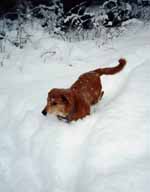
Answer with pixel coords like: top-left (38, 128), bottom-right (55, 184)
top-left (61, 94), bottom-right (69, 104)
top-left (61, 90), bottom-right (74, 105)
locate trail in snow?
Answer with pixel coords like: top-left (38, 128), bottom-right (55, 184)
top-left (0, 20), bottom-right (150, 192)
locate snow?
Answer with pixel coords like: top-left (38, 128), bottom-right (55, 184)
top-left (0, 20), bottom-right (150, 192)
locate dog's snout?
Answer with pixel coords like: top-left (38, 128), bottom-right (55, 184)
top-left (42, 108), bottom-right (47, 116)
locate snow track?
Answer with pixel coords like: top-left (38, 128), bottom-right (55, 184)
top-left (0, 21), bottom-right (150, 192)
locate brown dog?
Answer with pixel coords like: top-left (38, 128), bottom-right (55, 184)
top-left (42, 58), bottom-right (126, 122)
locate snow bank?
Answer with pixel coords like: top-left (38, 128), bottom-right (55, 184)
top-left (0, 21), bottom-right (150, 192)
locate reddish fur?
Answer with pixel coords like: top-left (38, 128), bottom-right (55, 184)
top-left (42, 58), bottom-right (127, 122)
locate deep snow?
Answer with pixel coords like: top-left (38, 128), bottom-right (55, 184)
top-left (0, 20), bottom-right (150, 192)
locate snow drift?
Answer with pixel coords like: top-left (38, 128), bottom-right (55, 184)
top-left (0, 20), bottom-right (149, 192)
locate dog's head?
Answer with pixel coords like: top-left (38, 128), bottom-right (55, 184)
top-left (42, 88), bottom-right (74, 118)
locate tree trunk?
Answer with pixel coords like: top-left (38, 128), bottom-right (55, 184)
top-left (62, 0), bottom-right (88, 13)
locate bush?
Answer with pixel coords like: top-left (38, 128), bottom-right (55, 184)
top-left (102, 0), bottom-right (132, 27)
top-left (56, 2), bottom-right (94, 31)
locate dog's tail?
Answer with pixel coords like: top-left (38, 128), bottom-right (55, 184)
top-left (93, 58), bottom-right (127, 76)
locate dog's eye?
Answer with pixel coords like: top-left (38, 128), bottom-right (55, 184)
top-left (52, 102), bottom-right (57, 106)
top-left (61, 95), bottom-right (68, 104)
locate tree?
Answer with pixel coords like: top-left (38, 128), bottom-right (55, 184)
top-left (62, 0), bottom-right (92, 13)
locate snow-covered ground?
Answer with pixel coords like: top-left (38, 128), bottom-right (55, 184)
top-left (0, 20), bottom-right (150, 192)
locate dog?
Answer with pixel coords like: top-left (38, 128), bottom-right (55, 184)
top-left (42, 58), bottom-right (126, 122)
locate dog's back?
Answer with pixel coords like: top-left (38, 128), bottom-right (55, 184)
top-left (71, 58), bottom-right (126, 105)
top-left (71, 72), bottom-right (102, 105)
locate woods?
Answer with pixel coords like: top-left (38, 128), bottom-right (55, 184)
top-left (1, 0), bottom-right (150, 15)
top-left (0, 0), bottom-right (150, 49)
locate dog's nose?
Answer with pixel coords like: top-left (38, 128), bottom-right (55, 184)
top-left (42, 108), bottom-right (47, 116)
